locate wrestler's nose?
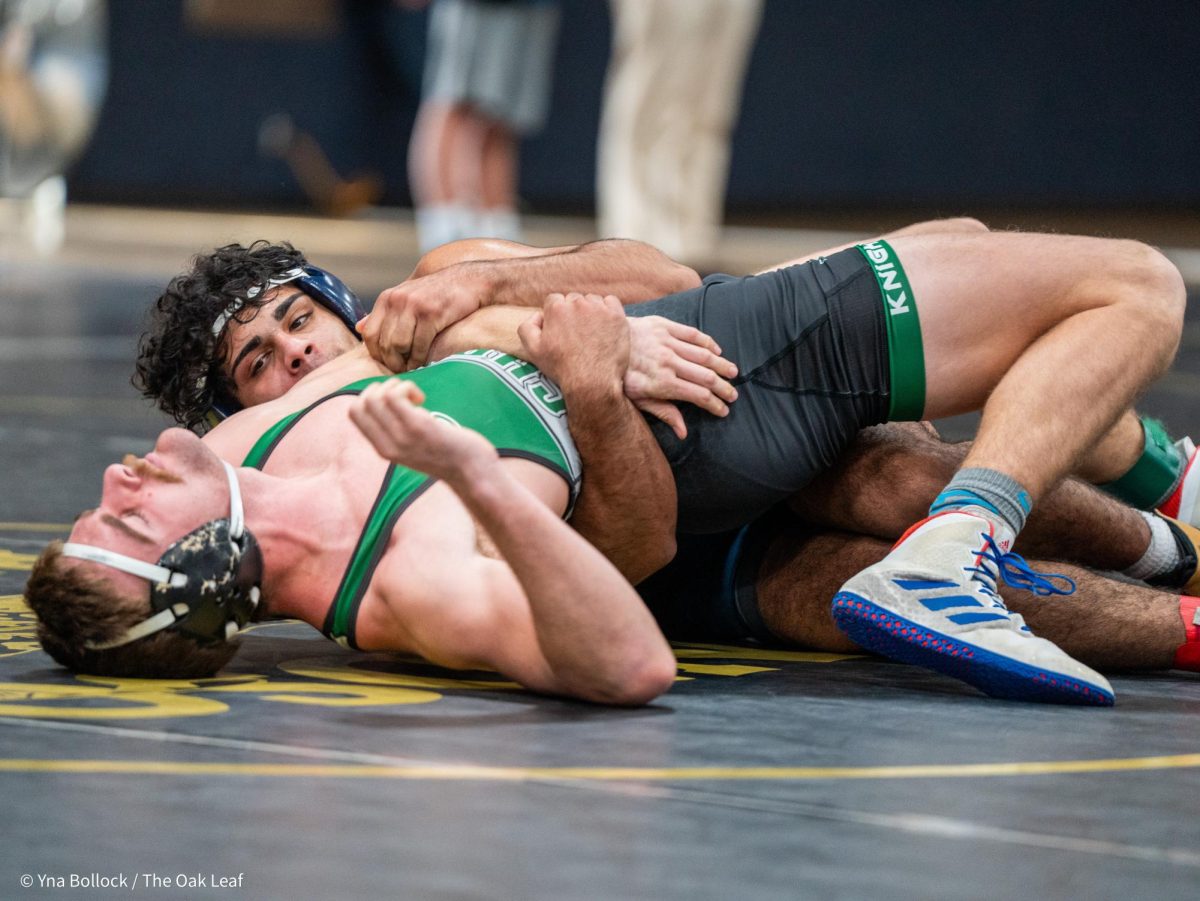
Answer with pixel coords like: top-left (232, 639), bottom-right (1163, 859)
top-left (284, 337), bottom-right (315, 372)
top-left (103, 461), bottom-right (140, 496)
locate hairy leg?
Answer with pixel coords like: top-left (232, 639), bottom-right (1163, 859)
top-left (895, 231), bottom-right (1186, 499)
top-left (756, 528), bottom-right (1183, 670)
top-left (790, 423), bottom-right (1152, 571)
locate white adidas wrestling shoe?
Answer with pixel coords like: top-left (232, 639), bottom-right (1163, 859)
top-left (831, 510), bottom-right (1115, 706)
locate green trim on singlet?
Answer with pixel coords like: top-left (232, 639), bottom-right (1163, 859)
top-left (241, 354), bottom-right (580, 648)
top-left (856, 240), bottom-right (925, 420)
top-left (324, 465), bottom-right (434, 647)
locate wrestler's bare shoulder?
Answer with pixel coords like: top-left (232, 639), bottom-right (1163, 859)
top-left (203, 347), bottom-right (388, 462)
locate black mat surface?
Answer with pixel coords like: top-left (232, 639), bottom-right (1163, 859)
top-left (2, 258), bottom-right (1199, 901)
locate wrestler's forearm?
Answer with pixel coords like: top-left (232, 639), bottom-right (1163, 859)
top-left (408, 237), bottom-right (576, 280)
top-left (430, 239), bottom-right (700, 308)
top-left (489, 240), bottom-right (700, 306)
top-left (428, 306), bottom-right (531, 360)
top-left (431, 308), bottom-right (680, 582)
top-left (562, 382), bottom-right (678, 585)
top-left (450, 458), bottom-right (676, 705)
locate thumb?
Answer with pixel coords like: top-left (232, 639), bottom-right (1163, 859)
top-left (635, 398), bottom-right (688, 440)
top-left (517, 311), bottom-right (544, 355)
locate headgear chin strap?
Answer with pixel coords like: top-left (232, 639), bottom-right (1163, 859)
top-left (206, 264), bottom-right (366, 424)
top-left (62, 462), bottom-right (263, 651)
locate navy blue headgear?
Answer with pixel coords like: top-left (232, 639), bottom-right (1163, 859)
top-left (293, 265), bottom-right (367, 334)
top-left (206, 264), bottom-right (366, 423)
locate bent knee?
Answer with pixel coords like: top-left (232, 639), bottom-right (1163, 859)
top-left (1118, 241), bottom-right (1187, 344)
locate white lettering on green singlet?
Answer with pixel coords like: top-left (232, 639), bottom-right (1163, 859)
top-left (860, 242), bottom-right (910, 316)
top-left (856, 240), bottom-right (925, 421)
top-left (462, 349), bottom-right (567, 416)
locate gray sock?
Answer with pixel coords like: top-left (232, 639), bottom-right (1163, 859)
top-left (929, 467), bottom-right (1033, 535)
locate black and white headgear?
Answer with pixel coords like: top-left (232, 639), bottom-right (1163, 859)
top-left (61, 462), bottom-right (263, 649)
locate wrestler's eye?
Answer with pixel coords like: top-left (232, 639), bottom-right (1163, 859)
top-left (248, 351), bottom-right (271, 378)
top-left (290, 312), bottom-right (311, 331)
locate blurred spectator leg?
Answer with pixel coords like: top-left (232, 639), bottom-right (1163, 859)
top-left (598, 0), bottom-right (762, 267)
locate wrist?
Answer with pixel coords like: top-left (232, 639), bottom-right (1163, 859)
top-left (470, 262), bottom-right (503, 308)
top-left (559, 377), bottom-right (625, 408)
top-left (443, 451), bottom-right (507, 499)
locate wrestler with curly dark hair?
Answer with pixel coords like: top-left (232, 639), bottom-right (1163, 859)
top-left (133, 241), bottom-right (309, 431)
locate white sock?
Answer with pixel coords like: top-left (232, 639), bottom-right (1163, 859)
top-left (416, 203), bottom-right (474, 253)
top-left (475, 207), bottom-right (523, 243)
top-left (1125, 510), bottom-right (1182, 581)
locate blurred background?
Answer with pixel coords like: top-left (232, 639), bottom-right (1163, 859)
top-left (1, 0), bottom-right (1196, 288)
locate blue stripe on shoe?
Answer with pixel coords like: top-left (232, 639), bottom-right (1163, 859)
top-left (947, 611), bottom-right (1010, 625)
top-left (893, 579), bottom-right (960, 590)
top-left (919, 595), bottom-right (983, 611)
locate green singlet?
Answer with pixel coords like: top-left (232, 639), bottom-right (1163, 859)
top-left (241, 351), bottom-right (582, 649)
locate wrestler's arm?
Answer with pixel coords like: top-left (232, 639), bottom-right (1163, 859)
top-left (361, 238), bottom-right (701, 370)
top-left (424, 299), bottom-right (683, 582)
top-left (406, 237), bottom-right (577, 279)
top-left (429, 304), bottom-right (737, 430)
top-left (351, 380), bottom-right (677, 705)
top-left (520, 294), bottom-right (681, 584)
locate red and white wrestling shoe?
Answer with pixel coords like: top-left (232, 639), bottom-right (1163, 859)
top-left (1158, 437), bottom-right (1200, 528)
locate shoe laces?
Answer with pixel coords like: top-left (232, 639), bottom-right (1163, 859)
top-left (965, 533), bottom-right (1077, 603)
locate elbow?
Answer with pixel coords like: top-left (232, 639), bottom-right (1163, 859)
top-left (632, 651), bottom-right (680, 704)
top-left (629, 533), bottom-right (676, 585)
top-left (662, 260), bottom-right (702, 293)
top-left (653, 532), bottom-right (678, 573)
top-left (409, 239), bottom-right (488, 279)
top-left (590, 649), bottom-right (678, 707)
top-left (625, 649), bottom-right (680, 705)
top-left (627, 240), bottom-right (701, 294)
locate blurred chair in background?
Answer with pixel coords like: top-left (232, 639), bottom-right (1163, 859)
top-left (597, 0), bottom-right (761, 268)
top-left (0, 0), bottom-right (108, 253)
top-left (406, 0), bottom-right (560, 253)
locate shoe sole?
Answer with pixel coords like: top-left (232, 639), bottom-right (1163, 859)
top-left (832, 592), bottom-right (1114, 707)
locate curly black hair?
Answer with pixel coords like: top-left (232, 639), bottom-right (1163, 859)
top-left (133, 241), bottom-right (309, 432)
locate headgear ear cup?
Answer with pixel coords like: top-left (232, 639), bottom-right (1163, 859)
top-left (150, 519), bottom-right (263, 644)
top-left (295, 265), bottom-right (367, 332)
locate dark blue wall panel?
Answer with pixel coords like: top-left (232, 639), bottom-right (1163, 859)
top-left (68, 0), bottom-right (1200, 212)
